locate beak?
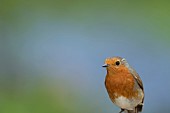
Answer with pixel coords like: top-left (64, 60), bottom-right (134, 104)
top-left (102, 64), bottom-right (108, 67)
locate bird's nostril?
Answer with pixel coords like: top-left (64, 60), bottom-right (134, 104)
top-left (102, 64), bottom-right (108, 67)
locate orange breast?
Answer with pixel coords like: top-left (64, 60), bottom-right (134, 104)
top-left (105, 72), bottom-right (138, 102)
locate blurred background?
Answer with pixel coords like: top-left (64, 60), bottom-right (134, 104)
top-left (0, 1), bottom-right (170, 113)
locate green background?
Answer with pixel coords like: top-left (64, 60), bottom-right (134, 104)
top-left (0, 1), bottom-right (170, 113)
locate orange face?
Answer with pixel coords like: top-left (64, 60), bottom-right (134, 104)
top-left (103, 57), bottom-right (129, 74)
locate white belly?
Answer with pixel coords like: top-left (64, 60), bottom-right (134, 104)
top-left (114, 96), bottom-right (141, 110)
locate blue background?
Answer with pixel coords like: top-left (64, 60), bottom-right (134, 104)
top-left (0, 1), bottom-right (170, 113)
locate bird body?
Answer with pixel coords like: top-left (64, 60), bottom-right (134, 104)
top-left (103, 57), bottom-right (144, 113)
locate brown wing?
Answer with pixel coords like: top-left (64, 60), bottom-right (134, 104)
top-left (130, 68), bottom-right (144, 112)
top-left (121, 58), bottom-right (144, 90)
top-left (128, 66), bottom-right (144, 91)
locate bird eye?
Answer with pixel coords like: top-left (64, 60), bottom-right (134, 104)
top-left (115, 61), bottom-right (120, 66)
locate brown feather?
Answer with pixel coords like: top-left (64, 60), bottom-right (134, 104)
top-left (104, 57), bottom-right (144, 112)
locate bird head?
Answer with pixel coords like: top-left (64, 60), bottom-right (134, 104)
top-left (103, 56), bottom-right (129, 74)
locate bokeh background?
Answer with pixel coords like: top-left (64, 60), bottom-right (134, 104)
top-left (0, 1), bottom-right (170, 113)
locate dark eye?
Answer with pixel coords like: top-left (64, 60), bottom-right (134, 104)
top-left (115, 61), bottom-right (120, 66)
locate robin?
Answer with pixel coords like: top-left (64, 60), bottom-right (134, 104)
top-left (103, 56), bottom-right (144, 113)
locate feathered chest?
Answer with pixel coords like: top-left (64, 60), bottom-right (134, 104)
top-left (105, 73), bottom-right (138, 99)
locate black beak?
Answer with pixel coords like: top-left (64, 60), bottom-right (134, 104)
top-left (102, 64), bottom-right (108, 67)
